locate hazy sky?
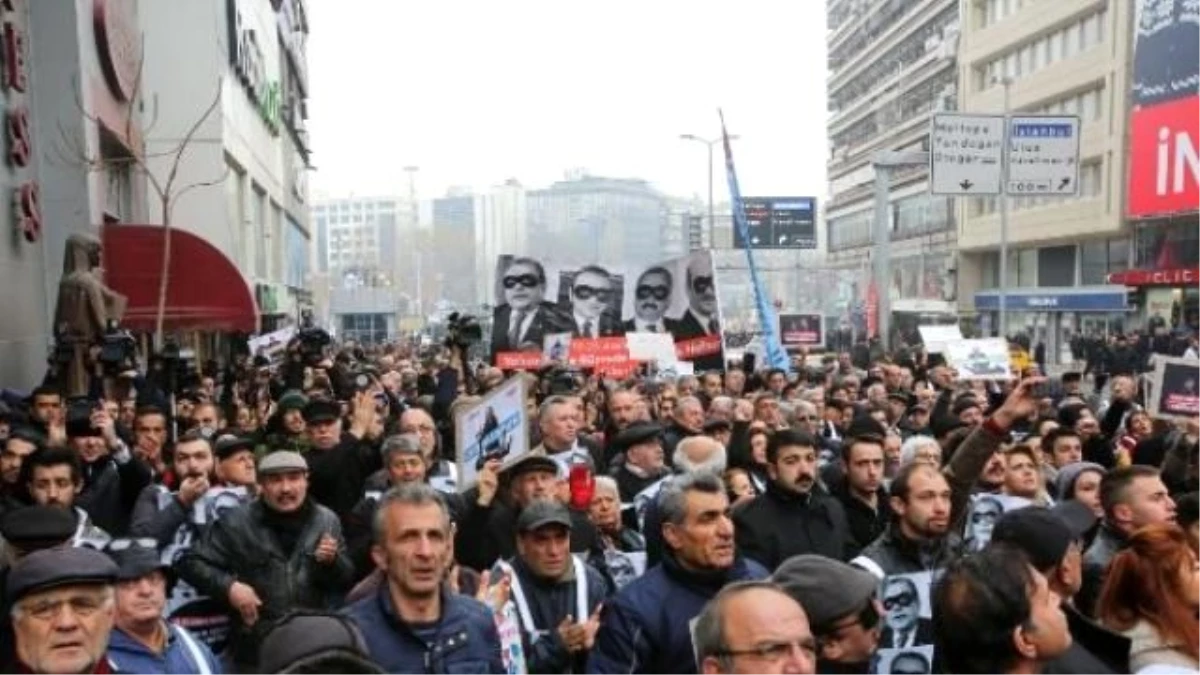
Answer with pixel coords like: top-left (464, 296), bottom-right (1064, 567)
top-left (306, 0), bottom-right (828, 203)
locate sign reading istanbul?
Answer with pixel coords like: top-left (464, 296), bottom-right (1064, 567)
top-left (227, 0), bottom-right (281, 135)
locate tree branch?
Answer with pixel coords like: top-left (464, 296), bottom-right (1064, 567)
top-left (162, 82), bottom-right (222, 197)
top-left (170, 166), bottom-right (231, 219)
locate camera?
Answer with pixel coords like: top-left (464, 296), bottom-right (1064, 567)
top-left (444, 312), bottom-right (482, 349)
top-left (98, 323), bottom-right (138, 376)
top-left (296, 310), bottom-right (332, 367)
top-left (156, 339), bottom-right (198, 394)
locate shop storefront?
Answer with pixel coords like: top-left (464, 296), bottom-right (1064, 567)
top-left (1108, 267), bottom-right (1200, 332)
top-left (974, 286), bottom-right (1130, 365)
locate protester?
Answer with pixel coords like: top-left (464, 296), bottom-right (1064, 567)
top-left (20, 447), bottom-right (111, 549)
top-left (692, 580), bottom-right (817, 675)
top-left (772, 554), bottom-right (881, 673)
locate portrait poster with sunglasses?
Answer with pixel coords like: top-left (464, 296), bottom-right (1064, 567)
top-left (157, 485), bottom-right (252, 652)
top-left (625, 251), bottom-right (726, 372)
top-left (874, 645), bottom-right (935, 675)
top-left (778, 313), bottom-right (824, 350)
top-left (1148, 355), bottom-right (1200, 422)
top-left (875, 571), bottom-right (938, 673)
top-left (962, 492), bottom-right (1033, 552)
top-left (455, 375), bottom-right (530, 492)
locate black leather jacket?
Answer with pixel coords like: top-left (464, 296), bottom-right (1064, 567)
top-left (1078, 523), bottom-right (1126, 618)
top-left (852, 524), bottom-right (964, 577)
top-left (176, 498), bottom-right (354, 668)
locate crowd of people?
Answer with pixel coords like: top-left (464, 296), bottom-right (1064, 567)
top-left (0, 334), bottom-right (1195, 674)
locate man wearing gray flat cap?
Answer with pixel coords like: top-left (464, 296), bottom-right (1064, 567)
top-left (4, 547), bottom-right (119, 673)
top-left (177, 449), bottom-right (354, 672)
top-left (773, 554), bottom-right (883, 673)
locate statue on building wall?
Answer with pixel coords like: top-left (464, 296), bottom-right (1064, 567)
top-left (53, 233), bottom-right (127, 397)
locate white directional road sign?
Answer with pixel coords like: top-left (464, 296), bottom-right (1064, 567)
top-left (1006, 115), bottom-right (1081, 196)
top-left (930, 113), bottom-right (1005, 196)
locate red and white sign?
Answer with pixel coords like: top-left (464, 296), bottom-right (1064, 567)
top-left (1128, 95), bottom-right (1200, 218)
top-left (1107, 267), bottom-right (1200, 287)
top-left (1, 0), bottom-right (38, 242)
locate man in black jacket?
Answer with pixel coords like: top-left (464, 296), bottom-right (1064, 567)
top-left (831, 433), bottom-right (892, 557)
top-left (177, 451), bottom-right (354, 671)
top-left (733, 428), bottom-right (853, 570)
top-left (302, 394), bottom-right (382, 524)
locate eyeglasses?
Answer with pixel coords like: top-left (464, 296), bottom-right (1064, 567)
top-left (18, 593), bottom-right (111, 622)
top-left (636, 285), bottom-right (670, 301)
top-left (971, 510), bottom-right (1000, 524)
top-left (573, 285), bottom-right (613, 302)
top-left (107, 538), bottom-right (157, 552)
top-left (882, 593), bottom-right (916, 611)
top-left (690, 275), bottom-right (715, 294)
top-left (503, 274), bottom-right (541, 289)
top-left (717, 638), bottom-right (817, 663)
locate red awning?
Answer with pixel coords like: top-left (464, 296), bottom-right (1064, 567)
top-left (102, 224), bottom-right (258, 333)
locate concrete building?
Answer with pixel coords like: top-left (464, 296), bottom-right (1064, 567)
top-left (526, 174), bottom-right (669, 269)
top-left (956, 0), bottom-right (1134, 361)
top-left (138, 0), bottom-right (314, 333)
top-left (431, 189), bottom-right (478, 308)
top-left (0, 0), bottom-right (153, 387)
top-left (825, 0), bottom-right (962, 339)
top-left (474, 179), bottom-right (527, 306)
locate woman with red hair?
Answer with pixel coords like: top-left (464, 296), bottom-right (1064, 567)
top-left (1095, 523), bottom-right (1200, 672)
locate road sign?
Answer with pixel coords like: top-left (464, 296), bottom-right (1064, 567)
top-left (1006, 115), bottom-right (1081, 196)
top-left (733, 197), bottom-right (817, 249)
top-left (930, 113), bottom-right (1005, 195)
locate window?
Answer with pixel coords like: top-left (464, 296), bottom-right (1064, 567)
top-left (253, 185), bottom-right (267, 279)
top-left (1080, 162), bottom-right (1103, 197)
top-left (1038, 245), bottom-right (1076, 287)
top-left (1049, 30), bottom-right (1063, 62)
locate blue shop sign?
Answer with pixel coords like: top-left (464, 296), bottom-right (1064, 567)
top-left (975, 288), bottom-right (1128, 312)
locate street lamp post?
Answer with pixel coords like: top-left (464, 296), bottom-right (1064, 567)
top-left (871, 150), bottom-right (930, 349)
top-left (994, 76), bottom-right (1013, 340)
top-left (680, 133), bottom-right (738, 249)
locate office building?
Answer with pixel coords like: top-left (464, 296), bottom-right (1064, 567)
top-left (825, 0), bottom-right (962, 341)
top-left (431, 189), bottom-right (479, 308)
top-left (956, 0), bottom-right (1136, 361)
top-left (474, 179), bottom-right (528, 306)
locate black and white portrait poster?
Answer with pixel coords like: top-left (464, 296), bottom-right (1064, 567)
top-left (874, 645), bottom-right (935, 675)
top-left (1149, 355), bottom-right (1200, 422)
top-left (874, 571), bottom-right (939, 674)
top-left (963, 493), bottom-right (1033, 552)
top-left (159, 485), bottom-right (251, 652)
top-left (455, 375), bottom-right (530, 491)
top-left (490, 251), bottom-right (726, 372)
top-left (778, 313), bottom-right (824, 350)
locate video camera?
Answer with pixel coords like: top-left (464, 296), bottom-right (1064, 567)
top-left (154, 338), bottom-right (198, 394)
top-left (444, 312), bottom-right (482, 350)
top-left (97, 321), bottom-right (138, 377)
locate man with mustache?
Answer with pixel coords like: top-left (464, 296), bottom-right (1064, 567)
top-left (733, 429), bottom-right (854, 570)
top-left (177, 450), bottom-right (354, 671)
top-left (105, 539), bottom-right (221, 674)
top-left (624, 267), bottom-right (680, 334)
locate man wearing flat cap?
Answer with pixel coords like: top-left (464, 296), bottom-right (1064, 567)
top-left (609, 421), bottom-right (669, 504)
top-left (301, 394), bottom-right (384, 524)
top-left (105, 538), bottom-right (221, 674)
top-left (5, 547), bottom-right (119, 673)
top-left (455, 452), bottom-right (601, 573)
top-left (773, 554), bottom-right (882, 673)
top-left (177, 450), bottom-right (354, 671)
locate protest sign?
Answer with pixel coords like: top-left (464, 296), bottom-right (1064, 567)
top-left (625, 331), bottom-right (678, 363)
top-left (917, 324), bottom-right (963, 354)
top-left (779, 313), bottom-right (824, 350)
top-left (455, 376), bottom-right (530, 491)
top-left (1148, 355), bottom-right (1200, 422)
top-left (945, 338), bottom-right (1013, 380)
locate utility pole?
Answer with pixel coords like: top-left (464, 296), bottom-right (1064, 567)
top-left (680, 133), bottom-right (737, 249)
top-left (996, 77), bottom-right (1013, 340)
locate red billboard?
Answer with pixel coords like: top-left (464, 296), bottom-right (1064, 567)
top-left (1126, 0), bottom-right (1199, 219)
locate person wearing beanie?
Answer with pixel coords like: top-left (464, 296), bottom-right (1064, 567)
top-left (1054, 462), bottom-right (1106, 519)
top-left (258, 611), bottom-right (383, 674)
top-left (773, 555), bottom-right (881, 673)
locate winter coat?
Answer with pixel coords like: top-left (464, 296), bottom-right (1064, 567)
top-left (107, 624), bottom-right (223, 674)
top-left (455, 495), bottom-right (600, 572)
top-left (1079, 523), bottom-right (1126, 618)
top-left (1121, 620), bottom-right (1199, 673)
top-left (733, 482), bottom-right (854, 570)
top-left (344, 584), bottom-right (505, 674)
top-left (585, 553), bottom-right (768, 674)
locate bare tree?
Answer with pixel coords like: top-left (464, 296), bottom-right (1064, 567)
top-left (54, 42), bottom-right (228, 347)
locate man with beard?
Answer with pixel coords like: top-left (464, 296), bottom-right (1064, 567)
top-left (177, 451), bottom-right (354, 671)
top-left (832, 434), bottom-right (892, 557)
top-left (130, 407), bottom-right (169, 484)
top-left (492, 257), bottom-right (570, 353)
top-left (21, 447), bottom-right (110, 549)
top-left (610, 421), bottom-right (668, 503)
top-left (345, 483), bottom-right (504, 672)
top-left (0, 428), bottom-right (41, 514)
top-left (733, 430), bottom-right (853, 569)
top-left (671, 256), bottom-right (724, 372)
top-left (128, 429), bottom-right (218, 546)
top-left (624, 266), bottom-right (680, 334)
top-left (850, 379), bottom-right (1046, 579)
top-left (105, 539), bottom-right (222, 674)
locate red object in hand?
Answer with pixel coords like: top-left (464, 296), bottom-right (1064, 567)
top-left (569, 461), bottom-right (594, 511)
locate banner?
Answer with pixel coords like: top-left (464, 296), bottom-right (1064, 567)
top-left (490, 251), bottom-right (727, 372)
top-left (778, 313), bottom-right (824, 350)
top-left (944, 338), bottom-right (1014, 380)
top-left (1148, 355), bottom-right (1200, 422)
top-left (917, 324), bottom-right (963, 354)
top-left (455, 376), bottom-right (531, 491)
top-left (720, 110), bottom-right (789, 372)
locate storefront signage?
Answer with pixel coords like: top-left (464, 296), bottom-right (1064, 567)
top-left (974, 288), bottom-right (1129, 313)
top-left (1107, 267), bottom-right (1199, 287)
top-left (1, 0), bottom-right (39, 242)
top-left (227, 0), bottom-right (281, 135)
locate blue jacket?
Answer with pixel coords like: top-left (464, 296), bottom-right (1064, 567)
top-left (344, 583), bottom-right (505, 674)
top-left (107, 624), bottom-right (223, 674)
top-left (586, 554), bottom-right (768, 674)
